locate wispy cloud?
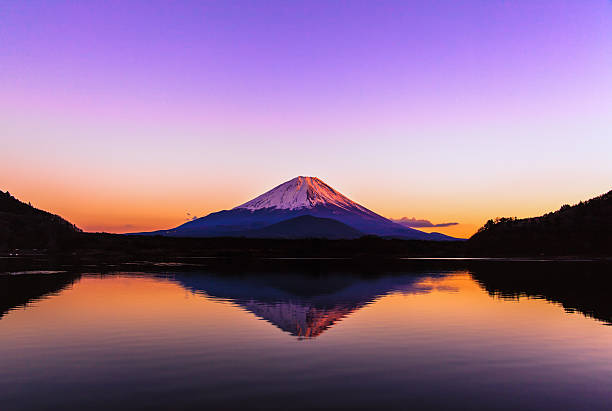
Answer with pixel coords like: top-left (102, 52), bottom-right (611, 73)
top-left (390, 217), bottom-right (459, 228)
top-left (84, 224), bottom-right (137, 233)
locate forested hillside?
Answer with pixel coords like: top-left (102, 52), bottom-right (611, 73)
top-left (470, 190), bottom-right (612, 255)
top-left (0, 191), bottom-right (81, 250)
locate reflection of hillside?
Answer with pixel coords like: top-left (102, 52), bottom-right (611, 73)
top-left (470, 262), bottom-right (612, 325)
top-left (173, 272), bottom-right (444, 338)
top-left (0, 273), bottom-right (80, 319)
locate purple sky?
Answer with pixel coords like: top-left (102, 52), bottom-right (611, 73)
top-left (2, 0), bottom-right (611, 237)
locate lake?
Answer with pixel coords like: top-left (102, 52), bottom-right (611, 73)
top-left (1, 259), bottom-right (611, 410)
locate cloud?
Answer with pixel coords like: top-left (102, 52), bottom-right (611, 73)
top-left (83, 224), bottom-right (137, 233)
top-left (390, 217), bottom-right (459, 228)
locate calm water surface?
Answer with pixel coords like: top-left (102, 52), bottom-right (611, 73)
top-left (1, 262), bottom-right (611, 410)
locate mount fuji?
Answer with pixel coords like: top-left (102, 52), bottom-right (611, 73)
top-left (137, 177), bottom-right (459, 240)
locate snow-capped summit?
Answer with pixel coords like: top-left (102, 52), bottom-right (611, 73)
top-left (234, 176), bottom-right (372, 214)
top-left (134, 176), bottom-right (460, 240)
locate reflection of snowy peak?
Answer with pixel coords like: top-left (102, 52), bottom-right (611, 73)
top-left (242, 300), bottom-right (357, 339)
top-left (172, 272), bottom-right (442, 338)
top-left (235, 176), bottom-right (375, 215)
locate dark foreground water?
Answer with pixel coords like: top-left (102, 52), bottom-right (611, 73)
top-left (1, 260), bottom-right (611, 410)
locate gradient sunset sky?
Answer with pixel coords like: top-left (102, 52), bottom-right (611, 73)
top-left (2, 0), bottom-right (611, 238)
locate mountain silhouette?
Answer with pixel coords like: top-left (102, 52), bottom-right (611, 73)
top-left (241, 215), bottom-right (364, 239)
top-left (469, 189), bottom-right (612, 255)
top-left (138, 177), bottom-right (459, 240)
top-left (0, 190), bottom-right (81, 250)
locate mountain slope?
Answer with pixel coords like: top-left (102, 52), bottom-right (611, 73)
top-left (236, 176), bottom-right (377, 216)
top-left (241, 215), bottom-right (364, 239)
top-left (469, 189), bottom-right (612, 255)
top-left (144, 177), bottom-right (460, 240)
top-left (0, 191), bottom-right (81, 250)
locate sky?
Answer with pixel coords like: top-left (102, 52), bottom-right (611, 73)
top-left (1, 0), bottom-right (611, 238)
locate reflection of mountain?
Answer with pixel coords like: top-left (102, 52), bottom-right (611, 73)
top-left (240, 300), bottom-right (358, 338)
top-left (470, 262), bottom-right (612, 325)
top-left (0, 273), bottom-right (80, 319)
top-left (173, 272), bottom-right (442, 338)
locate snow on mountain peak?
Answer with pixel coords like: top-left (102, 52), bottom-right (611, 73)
top-left (234, 176), bottom-right (371, 212)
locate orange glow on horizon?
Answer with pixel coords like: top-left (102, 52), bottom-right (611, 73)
top-left (1, 178), bottom-right (484, 237)
top-left (4, 170), bottom-right (609, 238)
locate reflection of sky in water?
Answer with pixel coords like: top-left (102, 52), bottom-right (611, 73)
top-left (0, 269), bottom-right (611, 410)
top-left (173, 272), bottom-right (453, 338)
